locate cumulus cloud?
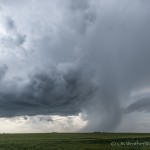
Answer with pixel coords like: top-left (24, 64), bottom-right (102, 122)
top-left (0, 114), bottom-right (86, 133)
top-left (0, 0), bottom-right (150, 132)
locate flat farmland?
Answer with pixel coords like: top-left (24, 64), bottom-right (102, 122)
top-left (0, 133), bottom-right (150, 150)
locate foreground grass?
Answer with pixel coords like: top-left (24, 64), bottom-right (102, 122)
top-left (0, 133), bottom-right (150, 150)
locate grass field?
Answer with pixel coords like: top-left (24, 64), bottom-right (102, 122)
top-left (0, 133), bottom-right (150, 150)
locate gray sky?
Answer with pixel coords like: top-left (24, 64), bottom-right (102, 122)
top-left (0, 0), bottom-right (150, 132)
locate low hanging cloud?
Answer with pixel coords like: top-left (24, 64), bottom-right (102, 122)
top-left (0, 0), bottom-right (150, 132)
top-left (0, 65), bottom-right (96, 117)
top-left (125, 95), bottom-right (150, 114)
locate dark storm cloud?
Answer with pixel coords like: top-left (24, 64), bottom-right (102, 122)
top-left (0, 0), bottom-right (150, 132)
top-left (0, 66), bottom-right (96, 117)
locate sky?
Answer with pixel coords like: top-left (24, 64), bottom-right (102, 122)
top-left (0, 0), bottom-right (150, 133)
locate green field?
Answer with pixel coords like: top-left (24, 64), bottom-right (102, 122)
top-left (0, 133), bottom-right (150, 150)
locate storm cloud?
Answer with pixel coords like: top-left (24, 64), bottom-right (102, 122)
top-left (0, 0), bottom-right (150, 132)
top-left (0, 65), bottom-right (96, 117)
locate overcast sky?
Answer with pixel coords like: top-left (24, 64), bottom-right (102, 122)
top-left (0, 0), bottom-right (150, 133)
